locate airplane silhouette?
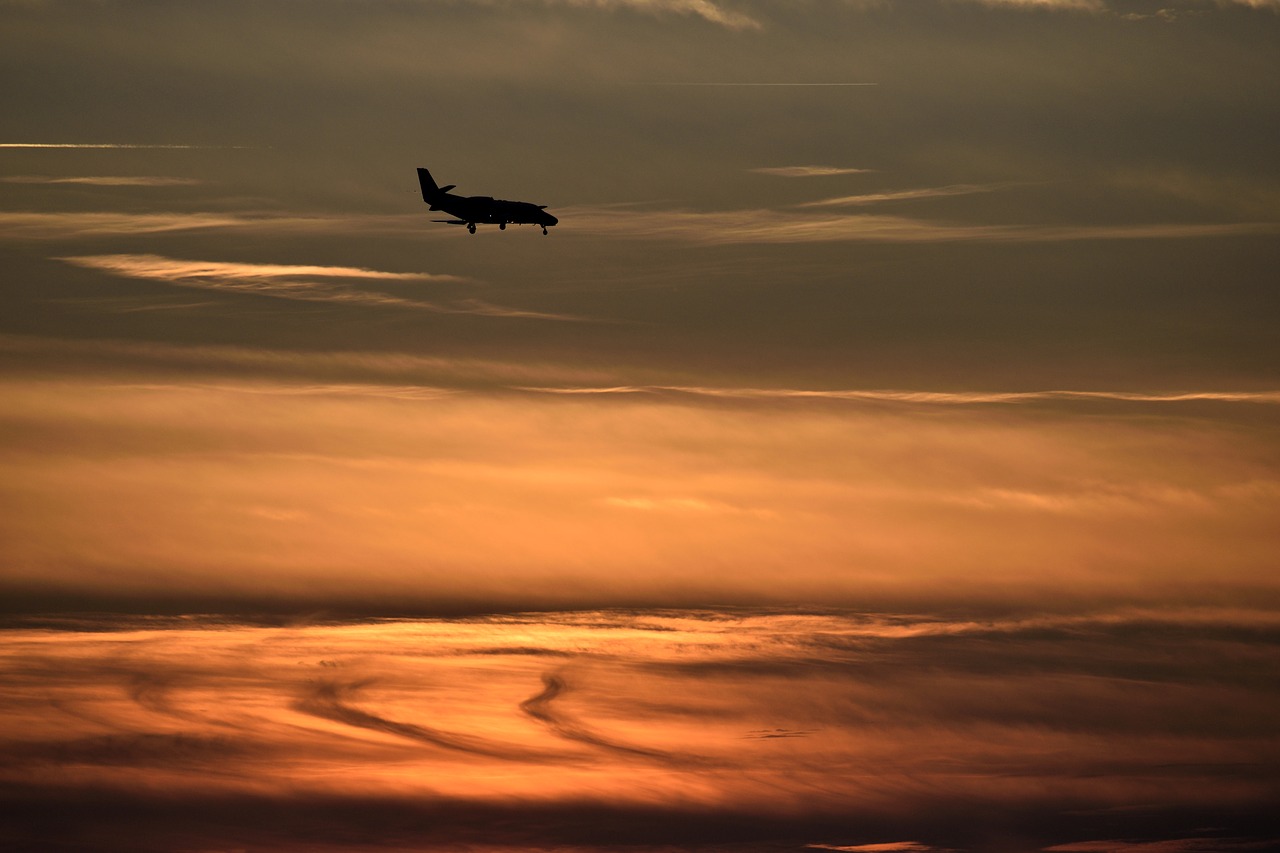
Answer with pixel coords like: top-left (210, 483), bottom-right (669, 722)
top-left (417, 167), bottom-right (559, 235)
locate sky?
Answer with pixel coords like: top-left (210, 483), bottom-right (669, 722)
top-left (1, 1), bottom-right (1279, 851)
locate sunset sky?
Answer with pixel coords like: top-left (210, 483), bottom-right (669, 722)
top-left (2, 1), bottom-right (1279, 851)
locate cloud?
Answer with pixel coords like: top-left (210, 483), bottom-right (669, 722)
top-left (0, 211), bottom-right (247, 239)
top-left (1118, 8), bottom-right (1183, 21)
top-left (641, 81), bottom-right (878, 86)
top-left (1044, 840), bottom-right (1278, 852)
top-left (605, 496), bottom-right (722, 511)
top-left (1220, 0), bottom-right (1280, 9)
top-left (0, 333), bottom-right (619, 388)
top-left (603, 494), bottom-right (778, 520)
top-left (0, 210), bottom-right (567, 242)
top-left (0, 211), bottom-right (427, 240)
top-left (1104, 168), bottom-right (1280, 218)
top-left (3, 373), bottom-right (1279, 615)
top-left (4, 733), bottom-right (250, 769)
top-left (797, 184), bottom-right (1016, 207)
top-left (751, 166), bottom-right (878, 177)
top-left (519, 671), bottom-right (697, 762)
top-left (60, 253), bottom-right (461, 311)
top-left (295, 678), bottom-right (563, 761)
top-left (525, 0), bottom-right (760, 29)
top-left (961, 0), bottom-right (1106, 10)
top-left (0, 143), bottom-right (250, 149)
top-left (14, 333), bottom-right (1276, 411)
top-left (562, 206), bottom-right (1280, 244)
top-left (431, 0), bottom-right (762, 29)
top-left (519, 385), bottom-right (1280, 405)
top-left (809, 844), bottom-right (939, 853)
top-left (1, 175), bottom-right (201, 186)
top-left (1, 608), bottom-right (1277, 853)
top-left (58, 254), bottom-right (581, 321)
top-left (64, 254), bottom-right (467, 285)
top-left (958, 0), bottom-right (1277, 12)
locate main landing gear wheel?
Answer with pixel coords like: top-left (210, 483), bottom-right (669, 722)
top-left (467, 223), bottom-right (476, 234)
top-left (499, 223), bottom-right (506, 231)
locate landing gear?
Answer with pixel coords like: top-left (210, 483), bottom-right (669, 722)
top-left (542, 227), bottom-right (549, 235)
top-left (499, 222), bottom-right (506, 231)
top-left (467, 223), bottom-right (476, 234)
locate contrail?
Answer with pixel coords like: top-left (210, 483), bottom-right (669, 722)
top-left (632, 82), bottom-right (878, 87)
top-left (0, 143), bottom-right (255, 149)
top-left (2, 175), bottom-right (201, 186)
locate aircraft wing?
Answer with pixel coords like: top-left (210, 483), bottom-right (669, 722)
top-left (432, 219), bottom-right (469, 225)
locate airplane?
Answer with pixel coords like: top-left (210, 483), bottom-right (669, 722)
top-left (417, 167), bottom-right (559, 235)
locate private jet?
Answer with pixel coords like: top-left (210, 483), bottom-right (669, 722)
top-left (417, 167), bottom-right (558, 235)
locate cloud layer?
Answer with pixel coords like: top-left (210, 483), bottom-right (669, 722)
top-left (2, 609), bottom-right (1276, 851)
top-left (2, 370), bottom-right (1277, 613)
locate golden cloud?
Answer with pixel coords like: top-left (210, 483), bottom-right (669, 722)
top-left (58, 254), bottom-right (581, 321)
top-left (2, 375), bottom-right (1278, 611)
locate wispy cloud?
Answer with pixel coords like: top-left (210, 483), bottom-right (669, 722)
top-left (519, 671), bottom-right (698, 763)
top-left (0, 333), bottom-right (618, 387)
top-left (751, 166), bottom-right (878, 177)
top-left (0, 210), bottom-right (454, 240)
top-left (523, 0), bottom-right (761, 29)
top-left (3, 371), bottom-right (1279, 614)
top-left (809, 844), bottom-right (940, 853)
top-left (0, 211), bottom-right (246, 239)
top-left (59, 254), bottom-right (580, 321)
top-left (962, 0), bottom-right (1106, 10)
top-left (0, 142), bottom-right (252, 148)
top-left (1, 175), bottom-right (200, 186)
top-left (296, 678), bottom-right (563, 761)
top-left (563, 206), bottom-right (1280, 244)
top-left (59, 254), bottom-right (459, 311)
top-left (1044, 840), bottom-right (1278, 853)
top-left (957, 0), bottom-right (1276, 12)
top-left (2, 609), bottom-right (1277, 850)
top-left (603, 495), bottom-right (775, 517)
top-left (63, 255), bottom-right (467, 285)
top-left (639, 81), bottom-right (877, 86)
top-left (518, 385), bottom-right (1280, 405)
top-left (797, 183), bottom-right (1015, 207)
top-left (611, 0), bottom-right (760, 29)
top-left (0, 143), bottom-right (252, 149)
top-left (6, 331), bottom-right (1273, 405)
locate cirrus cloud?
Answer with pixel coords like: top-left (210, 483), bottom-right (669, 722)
top-left (58, 254), bottom-right (583, 321)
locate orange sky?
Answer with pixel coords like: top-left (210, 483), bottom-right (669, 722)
top-left (3, 0), bottom-right (1279, 850)
top-left (3, 373), bottom-right (1278, 613)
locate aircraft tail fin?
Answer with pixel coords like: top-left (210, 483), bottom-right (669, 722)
top-left (416, 167), bottom-right (440, 203)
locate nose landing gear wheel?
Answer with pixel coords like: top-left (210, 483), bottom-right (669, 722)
top-left (542, 227), bottom-right (548, 235)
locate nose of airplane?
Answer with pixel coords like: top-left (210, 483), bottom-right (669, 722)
top-left (543, 213), bottom-right (558, 226)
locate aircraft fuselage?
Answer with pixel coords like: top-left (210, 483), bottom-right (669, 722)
top-left (436, 194), bottom-right (556, 227)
